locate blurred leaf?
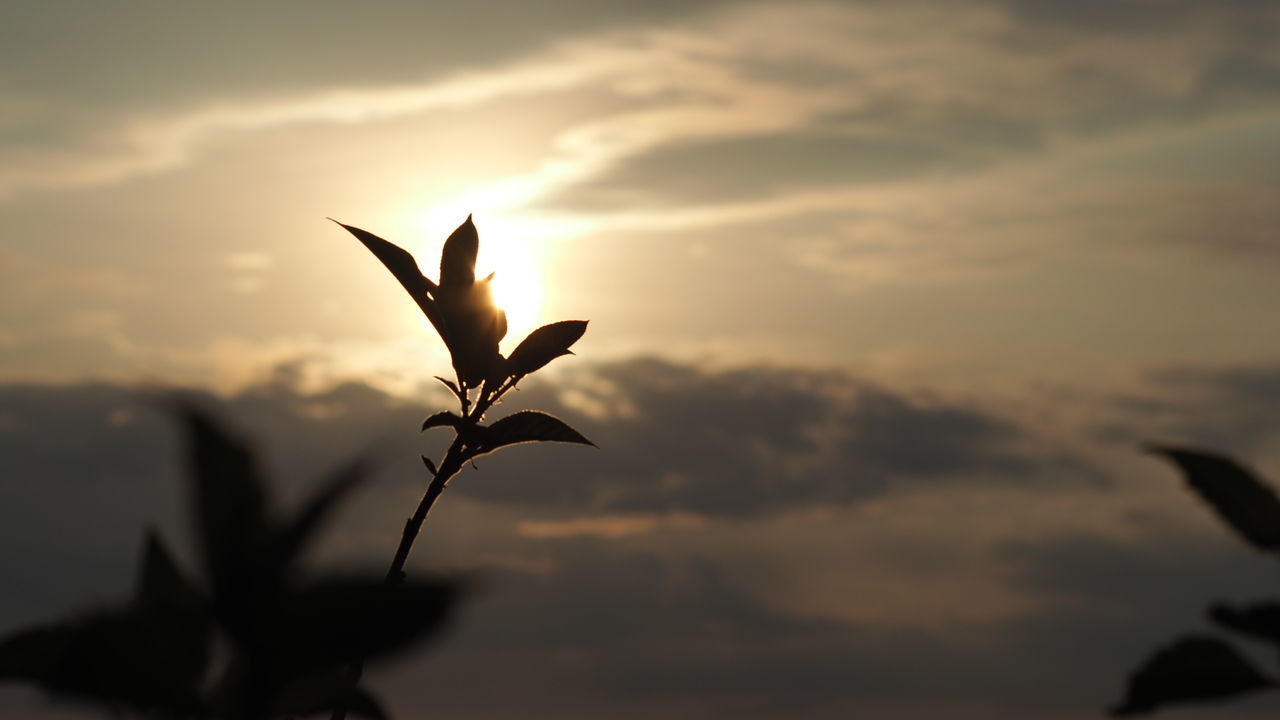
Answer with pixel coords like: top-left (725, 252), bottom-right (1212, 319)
top-left (422, 455), bottom-right (438, 475)
top-left (132, 529), bottom-right (206, 618)
top-left (1212, 602), bottom-right (1280, 645)
top-left (439, 215), bottom-right (478, 288)
top-left (1111, 635), bottom-right (1273, 715)
top-left (1148, 446), bottom-right (1280, 551)
top-left (470, 411), bottom-right (595, 458)
top-left (0, 625), bottom-right (68, 684)
top-left (273, 454), bottom-right (376, 574)
top-left (332, 220), bottom-right (438, 320)
top-left (507, 320), bottom-right (588, 376)
top-left (0, 610), bottom-right (207, 714)
top-left (266, 575), bottom-right (463, 673)
top-left (422, 411), bottom-right (464, 432)
top-left (272, 666), bottom-right (386, 720)
top-left (175, 401), bottom-right (271, 621)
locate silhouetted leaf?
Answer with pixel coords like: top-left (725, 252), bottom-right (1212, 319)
top-left (439, 215), bottom-right (478, 288)
top-left (435, 375), bottom-right (462, 396)
top-left (175, 402), bottom-right (271, 621)
top-left (1212, 602), bottom-right (1280, 646)
top-left (1148, 446), bottom-right (1280, 551)
top-left (1112, 635), bottom-right (1274, 715)
top-left (332, 220), bottom-right (438, 322)
top-left (422, 411), bottom-right (464, 432)
top-left (0, 610), bottom-right (207, 714)
top-left (267, 575), bottom-right (463, 672)
top-left (132, 529), bottom-right (205, 617)
top-left (273, 454), bottom-right (376, 573)
top-left (507, 320), bottom-right (588, 376)
top-left (422, 455), bottom-right (438, 475)
top-left (0, 625), bottom-right (68, 685)
top-left (436, 271), bottom-right (504, 386)
top-left (470, 411), bottom-right (594, 457)
top-left (342, 688), bottom-right (389, 720)
top-left (272, 666), bottom-right (386, 720)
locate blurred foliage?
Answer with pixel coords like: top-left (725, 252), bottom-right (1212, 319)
top-left (0, 402), bottom-right (462, 719)
top-left (1112, 448), bottom-right (1280, 715)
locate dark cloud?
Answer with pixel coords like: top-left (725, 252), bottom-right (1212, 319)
top-left (997, 530), bottom-right (1280, 716)
top-left (996, 0), bottom-right (1278, 34)
top-left (0, 1), bottom-right (727, 111)
top-left (463, 358), bottom-right (1089, 515)
top-left (543, 130), bottom-right (1026, 211)
top-left (4, 357), bottom-right (1280, 718)
top-left (1099, 363), bottom-right (1280, 458)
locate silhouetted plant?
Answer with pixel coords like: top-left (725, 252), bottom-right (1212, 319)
top-left (1111, 448), bottom-right (1280, 715)
top-left (325, 216), bottom-right (593, 717)
top-left (0, 216), bottom-right (588, 720)
top-left (0, 402), bottom-right (461, 719)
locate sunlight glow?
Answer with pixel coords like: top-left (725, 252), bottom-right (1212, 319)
top-left (406, 200), bottom-right (577, 348)
top-left (477, 224), bottom-right (544, 344)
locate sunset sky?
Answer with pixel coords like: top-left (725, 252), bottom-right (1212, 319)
top-left (3, 1), bottom-right (1280, 718)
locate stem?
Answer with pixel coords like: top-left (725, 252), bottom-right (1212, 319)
top-left (332, 375), bottom-right (515, 719)
top-left (330, 437), bottom-right (468, 720)
top-left (386, 440), bottom-right (467, 583)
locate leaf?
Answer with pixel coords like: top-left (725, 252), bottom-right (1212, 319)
top-left (0, 610), bottom-right (208, 714)
top-left (435, 270), bottom-right (504, 386)
top-left (0, 624), bottom-right (68, 683)
top-left (422, 411), bottom-right (464, 432)
top-left (174, 401), bottom-right (270, 613)
top-left (1147, 446), bottom-right (1280, 551)
top-left (273, 454), bottom-right (376, 573)
top-left (331, 220), bottom-right (438, 321)
top-left (470, 410), bottom-right (595, 457)
top-left (271, 667), bottom-right (387, 720)
top-left (264, 575), bottom-right (463, 673)
top-left (1111, 635), bottom-right (1274, 715)
top-left (439, 215), bottom-right (478, 288)
top-left (132, 529), bottom-right (204, 614)
top-left (508, 320), bottom-right (588, 376)
top-left (422, 455), bottom-right (438, 475)
top-left (1212, 602), bottom-right (1280, 646)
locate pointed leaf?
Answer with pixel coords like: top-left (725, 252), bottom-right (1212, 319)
top-left (132, 530), bottom-right (206, 619)
top-left (435, 270), bottom-right (504, 386)
top-left (508, 320), bottom-right (588, 376)
top-left (1112, 635), bottom-right (1274, 715)
top-left (0, 610), bottom-right (208, 713)
top-left (332, 220), bottom-right (438, 322)
top-left (1148, 446), bottom-right (1280, 551)
top-left (1212, 602), bottom-right (1280, 646)
top-left (265, 575), bottom-right (463, 672)
top-left (344, 688), bottom-right (390, 720)
top-left (174, 401), bottom-right (270, 603)
top-left (439, 215), bottom-right (478, 288)
top-left (273, 454), bottom-right (376, 573)
top-left (0, 624), bottom-right (68, 683)
top-left (470, 410), bottom-right (595, 457)
top-left (422, 411), bottom-right (464, 432)
top-left (271, 667), bottom-right (387, 720)
top-left (422, 455), bottom-right (438, 475)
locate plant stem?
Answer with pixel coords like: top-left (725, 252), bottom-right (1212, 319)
top-left (330, 438), bottom-right (467, 720)
top-left (386, 440), bottom-right (466, 584)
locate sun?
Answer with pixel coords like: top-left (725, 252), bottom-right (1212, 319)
top-left (475, 229), bottom-right (545, 346)
top-left (405, 201), bottom-right (566, 350)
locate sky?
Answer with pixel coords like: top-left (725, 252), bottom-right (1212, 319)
top-left (2, 1), bottom-right (1280, 718)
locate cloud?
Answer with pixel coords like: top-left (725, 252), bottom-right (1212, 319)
top-left (5, 356), bottom-right (1280, 718)
top-left (458, 357), bottom-right (1095, 517)
top-left (1100, 362), bottom-right (1280, 460)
